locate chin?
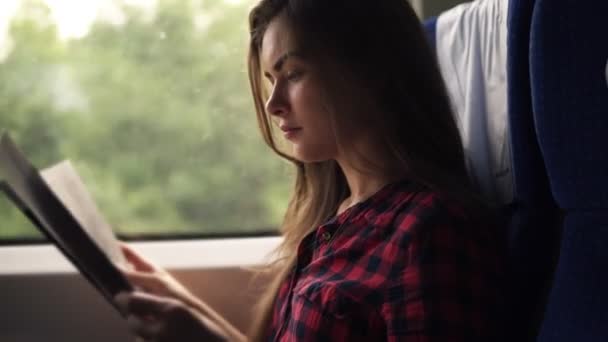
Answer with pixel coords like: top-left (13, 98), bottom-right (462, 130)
top-left (292, 145), bottom-right (335, 163)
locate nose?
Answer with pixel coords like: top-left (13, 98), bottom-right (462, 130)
top-left (265, 82), bottom-right (289, 117)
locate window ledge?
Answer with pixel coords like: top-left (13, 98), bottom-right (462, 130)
top-left (0, 236), bottom-right (282, 275)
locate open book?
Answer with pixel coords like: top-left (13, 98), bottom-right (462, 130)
top-left (0, 132), bottom-right (132, 313)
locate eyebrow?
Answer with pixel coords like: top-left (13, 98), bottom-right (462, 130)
top-left (270, 51), bottom-right (303, 73)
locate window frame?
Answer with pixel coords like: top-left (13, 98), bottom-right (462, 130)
top-left (0, 236), bottom-right (282, 275)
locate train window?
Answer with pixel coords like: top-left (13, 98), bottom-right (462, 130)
top-left (0, 0), bottom-right (290, 243)
top-left (0, 0), bottom-right (466, 244)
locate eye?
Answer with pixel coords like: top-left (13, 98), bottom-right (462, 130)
top-left (264, 77), bottom-right (274, 89)
top-left (286, 70), bottom-right (303, 82)
top-left (263, 73), bottom-right (274, 85)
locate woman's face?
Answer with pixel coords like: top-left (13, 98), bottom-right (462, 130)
top-left (260, 13), bottom-right (339, 163)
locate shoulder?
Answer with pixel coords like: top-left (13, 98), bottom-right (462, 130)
top-left (377, 186), bottom-right (507, 340)
top-left (394, 189), bottom-right (472, 235)
top-left (365, 181), bottom-right (475, 238)
top-left (366, 182), bottom-right (504, 269)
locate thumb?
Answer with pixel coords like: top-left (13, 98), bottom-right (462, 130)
top-left (117, 291), bottom-right (175, 316)
top-left (122, 269), bottom-right (168, 294)
top-left (120, 243), bottom-right (156, 272)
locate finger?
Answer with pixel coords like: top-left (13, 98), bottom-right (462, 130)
top-left (120, 244), bottom-right (156, 272)
top-left (117, 291), bottom-right (177, 316)
top-left (126, 314), bottom-right (163, 340)
top-left (114, 291), bottom-right (132, 314)
top-left (121, 269), bottom-right (166, 293)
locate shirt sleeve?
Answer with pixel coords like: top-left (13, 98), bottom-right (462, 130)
top-left (380, 197), bottom-right (505, 342)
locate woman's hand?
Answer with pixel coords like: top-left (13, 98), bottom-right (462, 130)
top-left (118, 243), bottom-right (198, 307)
top-left (115, 291), bottom-right (228, 342)
top-left (116, 243), bottom-right (248, 342)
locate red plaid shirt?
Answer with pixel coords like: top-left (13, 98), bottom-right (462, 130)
top-left (266, 180), bottom-right (506, 341)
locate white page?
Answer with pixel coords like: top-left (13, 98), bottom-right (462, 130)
top-left (40, 161), bottom-right (126, 266)
top-left (0, 133), bottom-right (132, 301)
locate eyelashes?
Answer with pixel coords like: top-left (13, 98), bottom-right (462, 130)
top-left (265, 66), bottom-right (306, 85)
top-left (286, 70), bottom-right (304, 82)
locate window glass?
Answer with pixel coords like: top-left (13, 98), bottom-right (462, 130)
top-left (0, 0), bottom-right (291, 242)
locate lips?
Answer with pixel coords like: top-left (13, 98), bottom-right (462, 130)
top-left (279, 125), bottom-right (302, 139)
top-left (279, 125), bottom-right (302, 132)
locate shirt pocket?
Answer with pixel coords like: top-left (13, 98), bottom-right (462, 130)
top-left (286, 280), bottom-right (384, 341)
top-left (293, 281), bottom-right (357, 319)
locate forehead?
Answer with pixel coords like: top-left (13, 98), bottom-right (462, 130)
top-left (260, 13), bottom-right (297, 69)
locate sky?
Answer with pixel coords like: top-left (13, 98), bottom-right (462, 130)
top-left (0, 0), bottom-right (247, 61)
top-left (0, 0), bottom-right (156, 40)
top-left (0, 0), bottom-right (157, 61)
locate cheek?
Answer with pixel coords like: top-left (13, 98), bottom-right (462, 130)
top-left (293, 85), bottom-right (330, 128)
top-left (289, 78), bottom-right (339, 161)
top-left (293, 118), bottom-right (338, 162)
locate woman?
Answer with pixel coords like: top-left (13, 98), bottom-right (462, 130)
top-left (115, 0), bottom-right (506, 340)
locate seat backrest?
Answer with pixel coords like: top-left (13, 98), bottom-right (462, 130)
top-left (504, 0), bottom-right (562, 340)
top-left (530, 0), bottom-right (608, 341)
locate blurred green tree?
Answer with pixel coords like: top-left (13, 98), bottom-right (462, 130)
top-left (0, 0), bottom-right (291, 240)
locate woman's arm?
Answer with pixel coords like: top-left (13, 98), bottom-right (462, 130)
top-left (115, 291), bottom-right (234, 341)
top-left (117, 244), bottom-right (248, 342)
top-left (181, 291), bottom-right (248, 342)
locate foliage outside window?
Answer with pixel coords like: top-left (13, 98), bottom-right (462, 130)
top-left (0, 0), bottom-right (291, 241)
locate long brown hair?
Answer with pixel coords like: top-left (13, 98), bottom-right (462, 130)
top-left (247, 0), bottom-right (478, 339)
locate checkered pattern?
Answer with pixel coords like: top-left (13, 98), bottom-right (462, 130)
top-left (266, 180), bottom-right (506, 341)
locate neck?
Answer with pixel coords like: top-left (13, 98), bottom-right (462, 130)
top-left (335, 158), bottom-right (399, 214)
top-left (334, 134), bottom-right (403, 213)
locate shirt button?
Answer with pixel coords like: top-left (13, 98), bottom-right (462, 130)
top-left (321, 231), bottom-right (332, 242)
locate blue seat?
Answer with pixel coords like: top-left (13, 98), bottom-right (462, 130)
top-left (423, 16), bottom-right (438, 51)
top-left (531, 0), bottom-right (608, 341)
top-left (424, 0), bottom-right (562, 339)
top-left (427, 0), bottom-right (608, 339)
top-left (504, 0), bottom-right (562, 340)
